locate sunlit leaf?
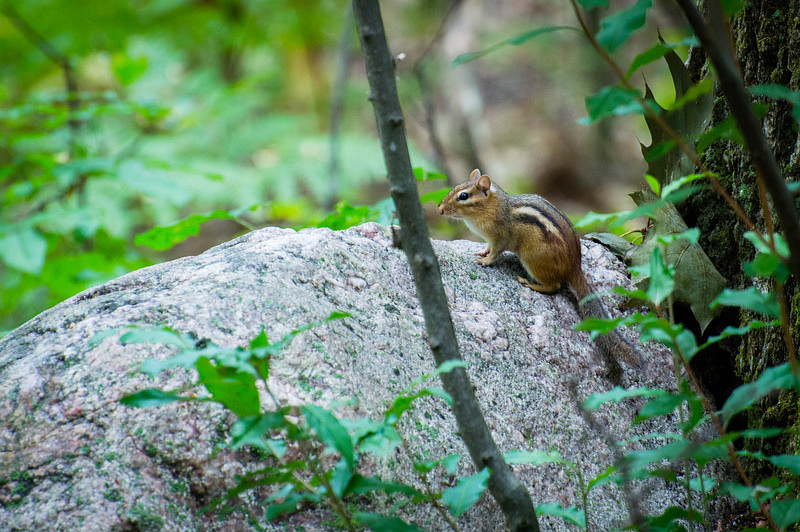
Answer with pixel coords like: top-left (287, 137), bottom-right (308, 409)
top-left (581, 85), bottom-right (649, 123)
top-left (135, 210), bottom-right (238, 251)
top-left (441, 468), bottom-right (490, 517)
top-left (196, 357), bottom-right (260, 418)
top-left (626, 37), bottom-right (698, 79)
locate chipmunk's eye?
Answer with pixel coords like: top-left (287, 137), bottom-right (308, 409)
top-left (457, 192), bottom-right (469, 201)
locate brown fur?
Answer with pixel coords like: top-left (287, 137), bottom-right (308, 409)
top-left (439, 170), bottom-right (641, 378)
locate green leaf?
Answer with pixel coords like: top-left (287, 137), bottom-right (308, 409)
top-left (587, 466), bottom-right (618, 491)
top-left (750, 84), bottom-right (800, 123)
top-left (412, 167), bottom-right (447, 181)
top-left (345, 475), bottom-right (423, 498)
top-left (573, 316), bottom-right (623, 338)
top-left (626, 37), bottom-right (698, 79)
top-left (230, 411), bottom-right (289, 451)
top-left (624, 440), bottom-right (693, 472)
top-left (712, 287), bottom-right (780, 318)
top-left (353, 513), bottom-right (424, 532)
top-left (504, 449), bottom-right (563, 465)
top-left (536, 503), bottom-right (586, 529)
top-left (120, 388), bottom-right (187, 408)
top-left (646, 506), bottom-right (704, 528)
top-left (120, 326), bottom-right (191, 348)
top-left (720, 363), bottom-right (800, 426)
top-left (414, 454), bottom-right (461, 474)
top-left (452, 26), bottom-right (578, 66)
top-left (577, 0), bottom-right (608, 7)
top-left (633, 392), bottom-right (696, 425)
top-left (596, 0), bottom-right (652, 53)
top-left (302, 404), bottom-right (355, 469)
top-left (700, 320), bottom-right (779, 350)
top-left (419, 187), bottom-right (450, 205)
top-left (771, 498), bottom-right (800, 528)
top-left (739, 451), bottom-right (800, 475)
top-left (386, 389), bottom-right (436, 424)
top-left (644, 174), bottom-right (661, 196)
top-left (581, 85), bottom-right (648, 123)
top-left (196, 357), bottom-right (260, 418)
top-left (135, 210), bottom-right (238, 251)
top-left (646, 247), bottom-right (674, 307)
top-left (441, 468), bottom-right (490, 517)
top-left (583, 386), bottom-right (661, 410)
top-left (720, 0), bottom-right (745, 16)
top-left (0, 228), bottom-right (47, 275)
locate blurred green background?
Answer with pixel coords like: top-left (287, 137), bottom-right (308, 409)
top-left (0, 0), bottom-right (686, 332)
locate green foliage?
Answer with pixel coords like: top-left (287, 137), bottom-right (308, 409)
top-left (452, 26), bottom-right (579, 66)
top-left (441, 468), bottom-right (490, 517)
top-left (595, 0), bottom-right (652, 54)
top-left (117, 315), bottom-right (496, 527)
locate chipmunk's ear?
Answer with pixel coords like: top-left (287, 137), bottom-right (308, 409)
top-left (477, 174), bottom-right (492, 195)
top-left (469, 168), bottom-right (480, 181)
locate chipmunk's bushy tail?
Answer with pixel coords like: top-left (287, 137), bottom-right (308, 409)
top-left (571, 271), bottom-right (642, 383)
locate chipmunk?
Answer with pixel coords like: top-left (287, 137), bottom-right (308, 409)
top-left (439, 169), bottom-right (641, 381)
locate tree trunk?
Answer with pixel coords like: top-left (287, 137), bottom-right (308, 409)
top-left (683, 0), bottom-right (800, 462)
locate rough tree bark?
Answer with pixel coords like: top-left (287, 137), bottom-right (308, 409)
top-left (351, 1), bottom-right (539, 529)
top-left (680, 0), bottom-right (800, 461)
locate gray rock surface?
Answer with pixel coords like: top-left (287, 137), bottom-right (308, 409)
top-left (0, 223), bottom-right (704, 530)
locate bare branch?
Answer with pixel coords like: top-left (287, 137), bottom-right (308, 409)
top-left (351, 1), bottom-right (539, 529)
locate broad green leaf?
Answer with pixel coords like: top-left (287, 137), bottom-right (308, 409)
top-left (419, 188), bottom-right (450, 205)
top-left (696, 115), bottom-right (744, 151)
top-left (140, 350), bottom-right (205, 376)
top-left (720, 363), bottom-right (800, 426)
top-left (230, 411), bottom-right (289, 451)
top-left (655, 227), bottom-right (700, 246)
top-left (135, 210), bottom-right (238, 251)
top-left (646, 506), bottom-right (704, 528)
top-left (0, 228), bottom-right (47, 275)
top-left (587, 466), bottom-right (618, 491)
top-left (771, 498), bottom-right (800, 528)
top-left (720, 478), bottom-right (789, 511)
top-left (577, 0), bottom-right (608, 7)
top-left (624, 440), bottom-right (693, 472)
top-left (739, 451), bottom-right (800, 475)
top-left (744, 231), bottom-right (790, 258)
top-left (330, 457), bottom-right (354, 497)
top-left (452, 26), bottom-right (578, 66)
top-left (583, 386), bottom-right (661, 410)
top-left (120, 326), bottom-right (191, 348)
top-left (628, 189), bottom-right (725, 333)
top-left (302, 404), bottom-right (355, 469)
top-left (265, 490), bottom-right (322, 520)
top-left (412, 167), bottom-right (447, 181)
top-left (712, 287), bottom-right (780, 318)
top-left (646, 247), bottom-right (674, 307)
top-left (581, 86), bottom-right (647, 124)
top-left (750, 84), bottom-right (800, 123)
top-left (414, 454), bottom-right (461, 474)
top-left (633, 392), bottom-right (695, 425)
top-left (644, 174), bottom-right (661, 196)
top-left (573, 316), bottom-right (623, 338)
top-left (441, 468), bottom-right (490, 517)
top-left (596, 0), bottom-right (652, 53)
top-left (504, 449), bottom-right (563, 465)
top-left (120, 388), bottom-right (187, 408)
top-left (353, 513), bottom-right (424, 532)
top-left (720, 0), bottom-right (745, 16)
top-left (535, 503), bottom-right (586, 529)
top-left (626, 37), bottom-right (698, 79)
top-left (345, 475), bottom-right (423, 498)
top-left (196, 357), bottom-right (260, 418)
top-left (584, 232), bottom-right (634, 258)
top-left (699, 320), bottom-right (779, 350)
